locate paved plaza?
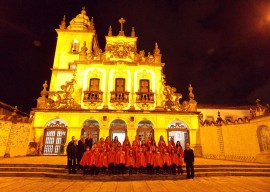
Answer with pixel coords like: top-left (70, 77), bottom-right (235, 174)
top-left (0, 176), bottom-right (270, 192)
top-left (0, 156), bottom-right (270, 191)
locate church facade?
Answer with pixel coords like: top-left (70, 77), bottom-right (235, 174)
top-left (1, 8), bottom-right (269, 163)
top-left (32, 8), bottom-right (200, 155)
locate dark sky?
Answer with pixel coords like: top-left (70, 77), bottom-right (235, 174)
top-left (1, 0), bottom-right (270, 113)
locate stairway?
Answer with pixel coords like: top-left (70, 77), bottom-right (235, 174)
top-left (0, 164), bottom-right (269, 180)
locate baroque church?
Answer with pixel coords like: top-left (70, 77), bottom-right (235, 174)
top-left (34, 7), bottom-right (200, 155)
top-left (1, 8), bottom-right (269, 163)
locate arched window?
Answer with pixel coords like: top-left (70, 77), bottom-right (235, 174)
top-left (81, 119), bottom-right (100, 144)
top-left (137, 120), bottom-right (154, 142)
top-left (43, 119), bottom-right (67, 155)
top-left (167, 120), bottom-right (189, 149)
top-left (110, 119), bottom-right (127, 144)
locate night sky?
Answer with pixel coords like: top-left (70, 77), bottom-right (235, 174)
top-left (1, 0), bottom-right (270, 113)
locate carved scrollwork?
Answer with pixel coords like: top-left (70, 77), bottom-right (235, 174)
top-left (45, 76), bottom-right (77, 109)
top-left (106, 43), bottom-right (136, 59)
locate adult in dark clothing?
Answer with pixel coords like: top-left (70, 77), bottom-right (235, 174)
top-left (85, 134), bottom-right (93, 149)
top-left (77, 135), bottom-right (86, 170)
top-left (67, 136), bottom-right (77, 174)
top-left (184, 143), bottom-right (194, 179)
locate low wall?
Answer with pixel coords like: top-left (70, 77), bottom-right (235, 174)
top-left (200, 116), bottom-right (270, 163)
top-left (0, 120), bottom-right (32, 157)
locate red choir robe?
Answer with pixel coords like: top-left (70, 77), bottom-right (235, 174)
top-left (153, 151), bottom-right (163, 167)
top-left (136, 150), bottom-right (146, 168)
top-left (172, 152), bottom-right (183, 166)
top-left (132, 139), bottom-right (140, 148)
top-left (158, 140), bottom-right (167, 153)
top-left (145, 139), bottom-right (152, 148)
top-left (80, 150), bottom-right (91, 166)
top-left (115, 149), bottom-right (126, 165)
top-left (112, 141), bottom-right (121, 148)
top-left (162, 151), bottom-right (172, 166)
top-left (167, 141), bottom-right (176, 153)
top-left (123, 139), bottom-right (131, 153)
top-left (176, 150), bottom-right (183, 166)
top-left (91, 149), bottom-right (100, 166)
top-left (97, 141), bottom-right (105, 152)
top-left (126, 152), bottom-right (135, 167)
top-left (108, 149), bottom-right (116, 164)
top-left (145, 150), bottom-right (154, 166)
top-left (105, 139), bottom-right (111, 150)
top-left (176, 146), bottom-right (184, 157)
top-left (99, 150), bottom-right (108, 168)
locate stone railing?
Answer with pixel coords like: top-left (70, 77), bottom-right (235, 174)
top-left (135, 92), bottom-right (155, 103)
top-left (83, 91), bottom-right (103, 102)
top-left (110, 91), bottom-right (129, 103)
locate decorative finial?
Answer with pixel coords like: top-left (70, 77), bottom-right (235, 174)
top-left (90, 17), bottom-right (95, 30)
top-left (40, 80), bottom-right (48, 98)
top-left (118, 17), bottom-right (126, 36)
top-left (59, 15), bottom-right (66, 30)
top-left (108, 25), bottom-right (112, 36)
top-left (154, 42), bottom-right (160, 55)
top-left (131, 27), bottom-right (135, 37)
top-left (81, 6), bottom-right (86, 14)
top-left (11, 106), bottom-right (17, 117)
top-left (188, 84), bottom-right (195, 100)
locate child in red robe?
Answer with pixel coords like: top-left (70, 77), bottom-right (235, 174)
top-left (162, 148), bottom-right (172, 174)
top-left (171, 149), bottom-right (178, 175)
top-left (175, 141), bottom-right (184, 174)
top-left (136, 147), bottom-right (146, 174)
top-left (99, 148), bottom-right (108, 174)
top-left (122, 136), bottom-right (131, 153)
top-left (107, 146), bottom-right (116, 175)
top-left (158, 135), bottom-right (167, 154)
top-left (90, 147), bottom-right (100, 175)
top-left (115, 146), bottom-right (126, 175)
top-left (126, 150), bottom-right (135, 175)
top-left (145, 147), bottom-right (154, 174)
top-left (153, 148), bottom-right (163, 175)
top-left (80, 146), bottom-right (91, 175)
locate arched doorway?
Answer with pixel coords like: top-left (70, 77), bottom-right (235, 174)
top-left (137, 120), bottom-right (154, 142)
top-left (43, 119), bottom-right (67, 155)
top-left (81, 119), bottom-right (100, 144)
top-left (167, 120), bottom-right (189, 149)
top-left (110, 119), bottom-right (127, 144)
top-left (257, 126), bottom-right (270, 152)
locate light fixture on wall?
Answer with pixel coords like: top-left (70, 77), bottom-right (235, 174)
top-left (69, 63), bottom-right (77, 70)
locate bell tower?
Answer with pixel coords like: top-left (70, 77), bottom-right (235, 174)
top-left (50, 7), bottom-right (96, 92)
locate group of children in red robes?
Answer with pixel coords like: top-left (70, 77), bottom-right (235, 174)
top-left (79, 135), bottom-right (184, 176)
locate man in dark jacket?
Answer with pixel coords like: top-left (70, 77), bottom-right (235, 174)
top-left (67, 136), bottom-right (77, 174)
top-left (85, 134), bottom-right (93, 149)
top-left (184, 143), bottom-right (194, 179)
top-left (77, 135), bottom-right (86, 170)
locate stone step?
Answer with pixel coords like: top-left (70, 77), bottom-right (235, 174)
top-left (1, 164), bottom-right (269, 168)
top-left (0, 164), bottom-right (65, 168)
top-left (0, 171), bottom-right (269, 180)
top-left (0, 166), bottom-right (269, 173)
top-left (0, 167), bottom-right (66, 173)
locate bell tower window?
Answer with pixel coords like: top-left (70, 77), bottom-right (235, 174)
top-left (71, 39), bottom-right (79, 52)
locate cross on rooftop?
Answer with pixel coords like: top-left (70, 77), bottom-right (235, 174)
top-left (118, 17), bottom-right (126, 36)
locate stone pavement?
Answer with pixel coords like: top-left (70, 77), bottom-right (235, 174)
top-left (0, 176), bottom-right (270, 192)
